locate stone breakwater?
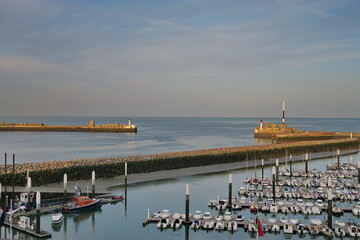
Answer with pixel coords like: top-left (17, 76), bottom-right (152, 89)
top-left (0, 138), bottom-right (358, 186)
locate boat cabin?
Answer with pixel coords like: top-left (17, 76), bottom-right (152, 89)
top-left (72, 196), bottom-right (95, 207)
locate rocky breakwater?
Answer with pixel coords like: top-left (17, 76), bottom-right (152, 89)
top-left (0, 138), bottom-right (358, 186)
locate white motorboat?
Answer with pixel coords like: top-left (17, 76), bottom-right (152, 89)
top-left (170, 218), bottom-right (183, 229)
top-left (214, 215), bottom-right (223, 221)
top-left (208, 199), bottom-right (218, 207)
top-left (216, 200), bottom-right (227, 210)
top-left (202, 212), bottom-right (212, 220)
top-left (160, 209), bottom-right (171, 218)
top-left (18, 216), bottom-right (31, 229)
top-left (271, 223), bottom-right (280, 233)
top-left (223, 211), bottom-right (233, 221)
top-left (310, 218), bottom-right (322, 225)
top-left (311, 206), bottom-right (321, 215)
top-left (215, 221), bottom-right (225, 231)
top-left (227, 221), bottom-right (238, 231)
top-left (301, 205), bottom-right (312, 215)
top-left (235, 215), bottom-right (244, 221)
top-left (334, 220), bottom-right (345, 227)
top-left (172, 213), bottom-right (181, 219)
top-left (157, 218), bottom-right (169, 229)
top-left (267, 218), bottom-right (276, 224)
top-left (289, 218), bottom-right (299, 225)
top-left (309, 225), bottom-right (320, 235)
top-left (297, 224), bottom-right (308, 235)
top-left (283, 223), bottom-right (294, 234)
top-left (269, 203), bottom-right (278, 213)
top-left (203, 221), bottom-right (214, 230)
top-left (51, 209), bottom-right (64, 224)
top-left (332, 204), bottom-right (343, 214)
top-left (353, 206), bottom-right (360, 216)
top-left (314, 199), bottom-right (325, 207)
top-left (281, 206), bottom-right (289, 214)
top-left (334, 226), bottom-right (346, 237)
top-left (322, 226), bottom-right (334, 237)
top-left (347, 226), bottom-right (360, 237)
top-left (247, 221), bottom-right (256, 232)
top-left (238, 187), bottom-right (247, 195)
top-left (191, 220), bottom-right (202, 230)
top-left (193, 210), bottom-right (203, 220)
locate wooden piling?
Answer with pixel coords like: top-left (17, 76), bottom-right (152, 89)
top-left (305, 153), bottom-right (308, 174)
top-left (185, 184), bottom-right (190, 224)
top-left (228, 174), bottom-right (232, 209)
top-left (261, 159), bottom-right (264, 180)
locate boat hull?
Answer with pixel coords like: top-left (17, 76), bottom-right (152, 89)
top-left (62, 199), bottom-right (102, 212)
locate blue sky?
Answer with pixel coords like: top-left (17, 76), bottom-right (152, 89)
top-left (1, 0), bottom-right (360, 117)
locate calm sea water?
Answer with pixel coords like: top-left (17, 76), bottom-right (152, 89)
top-left (0, 117), bottom-right (359, 240)
top-left (0, 116), bottom-right (359, 163)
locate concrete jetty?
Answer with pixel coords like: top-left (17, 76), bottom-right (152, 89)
top-left (0, 120), bottom-right (137, 133)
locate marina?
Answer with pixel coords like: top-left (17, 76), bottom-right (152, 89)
top-left (0, 117), bottom-right (360, 239)
top-left (143, 150), bottom-right (360, 239)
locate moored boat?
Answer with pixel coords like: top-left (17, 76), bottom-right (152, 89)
top-left (51, 208), bottom-right (63, 224)
top-left (61, 196), bottom-right (102, 212)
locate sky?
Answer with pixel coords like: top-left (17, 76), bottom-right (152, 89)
top-left (1, 0), bottom-right (360, 118)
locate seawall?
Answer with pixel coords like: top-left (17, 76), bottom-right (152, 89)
top-left (0, 121), bottom-right (137, 133)
top-left (0, 138), bottom-right (358, 186)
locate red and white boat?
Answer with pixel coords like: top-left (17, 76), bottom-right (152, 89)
top-left (61, 196), bottom-right (102, 212)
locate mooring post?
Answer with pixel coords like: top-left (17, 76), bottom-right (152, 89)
top-left (327, 187), bottom-right (332, 228)
top-left (337, 149), bottom-right (340, 169)
top-left (185, 184), bottom-right (190, 224)
top-left (272, 166), bottom-right (276, 202)
top-left (36, 191), bottom-right (41, 234)
top-left (275, 159), bottom-right (279, 182)
top-left (261, 159), bottom-right (264, 180)
top-left (305, 153), bottom-right (308, 174)
top-left (228, 173), bottom-right (232, 209)
top-left (4, 153), bottom-right (7, 210)
top-left (358, 161), bottom-right (360, 184)
top-left (0, 183), bottom-right (2, 210)
top-left (27, 177), bottom-right (32, 211)
top-left (92, 170), bottom-right (95, 199)
top-left (12, 154), bottom-right (15, 209)
top-left (289, 154), bottom-right (292, 178)
top-left (64, 173), bottom-right (67, 203)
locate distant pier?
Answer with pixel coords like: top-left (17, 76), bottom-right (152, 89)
top-left (0, 120), bottom-right (137, 133)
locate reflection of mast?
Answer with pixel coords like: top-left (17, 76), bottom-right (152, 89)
top-left (92, 211), bottom-right (95, 234)
top-left (125, 185), bottom-right (128, 218)
top-left (185, 225), bottom-right (189, 240)
top-left (124, 162), bottom-right (128, 218)
top-left (63, 215), bottom-right (68, 240)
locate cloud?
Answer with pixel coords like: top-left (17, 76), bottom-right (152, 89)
top-left (0, 0), bottom-right (360, 117)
